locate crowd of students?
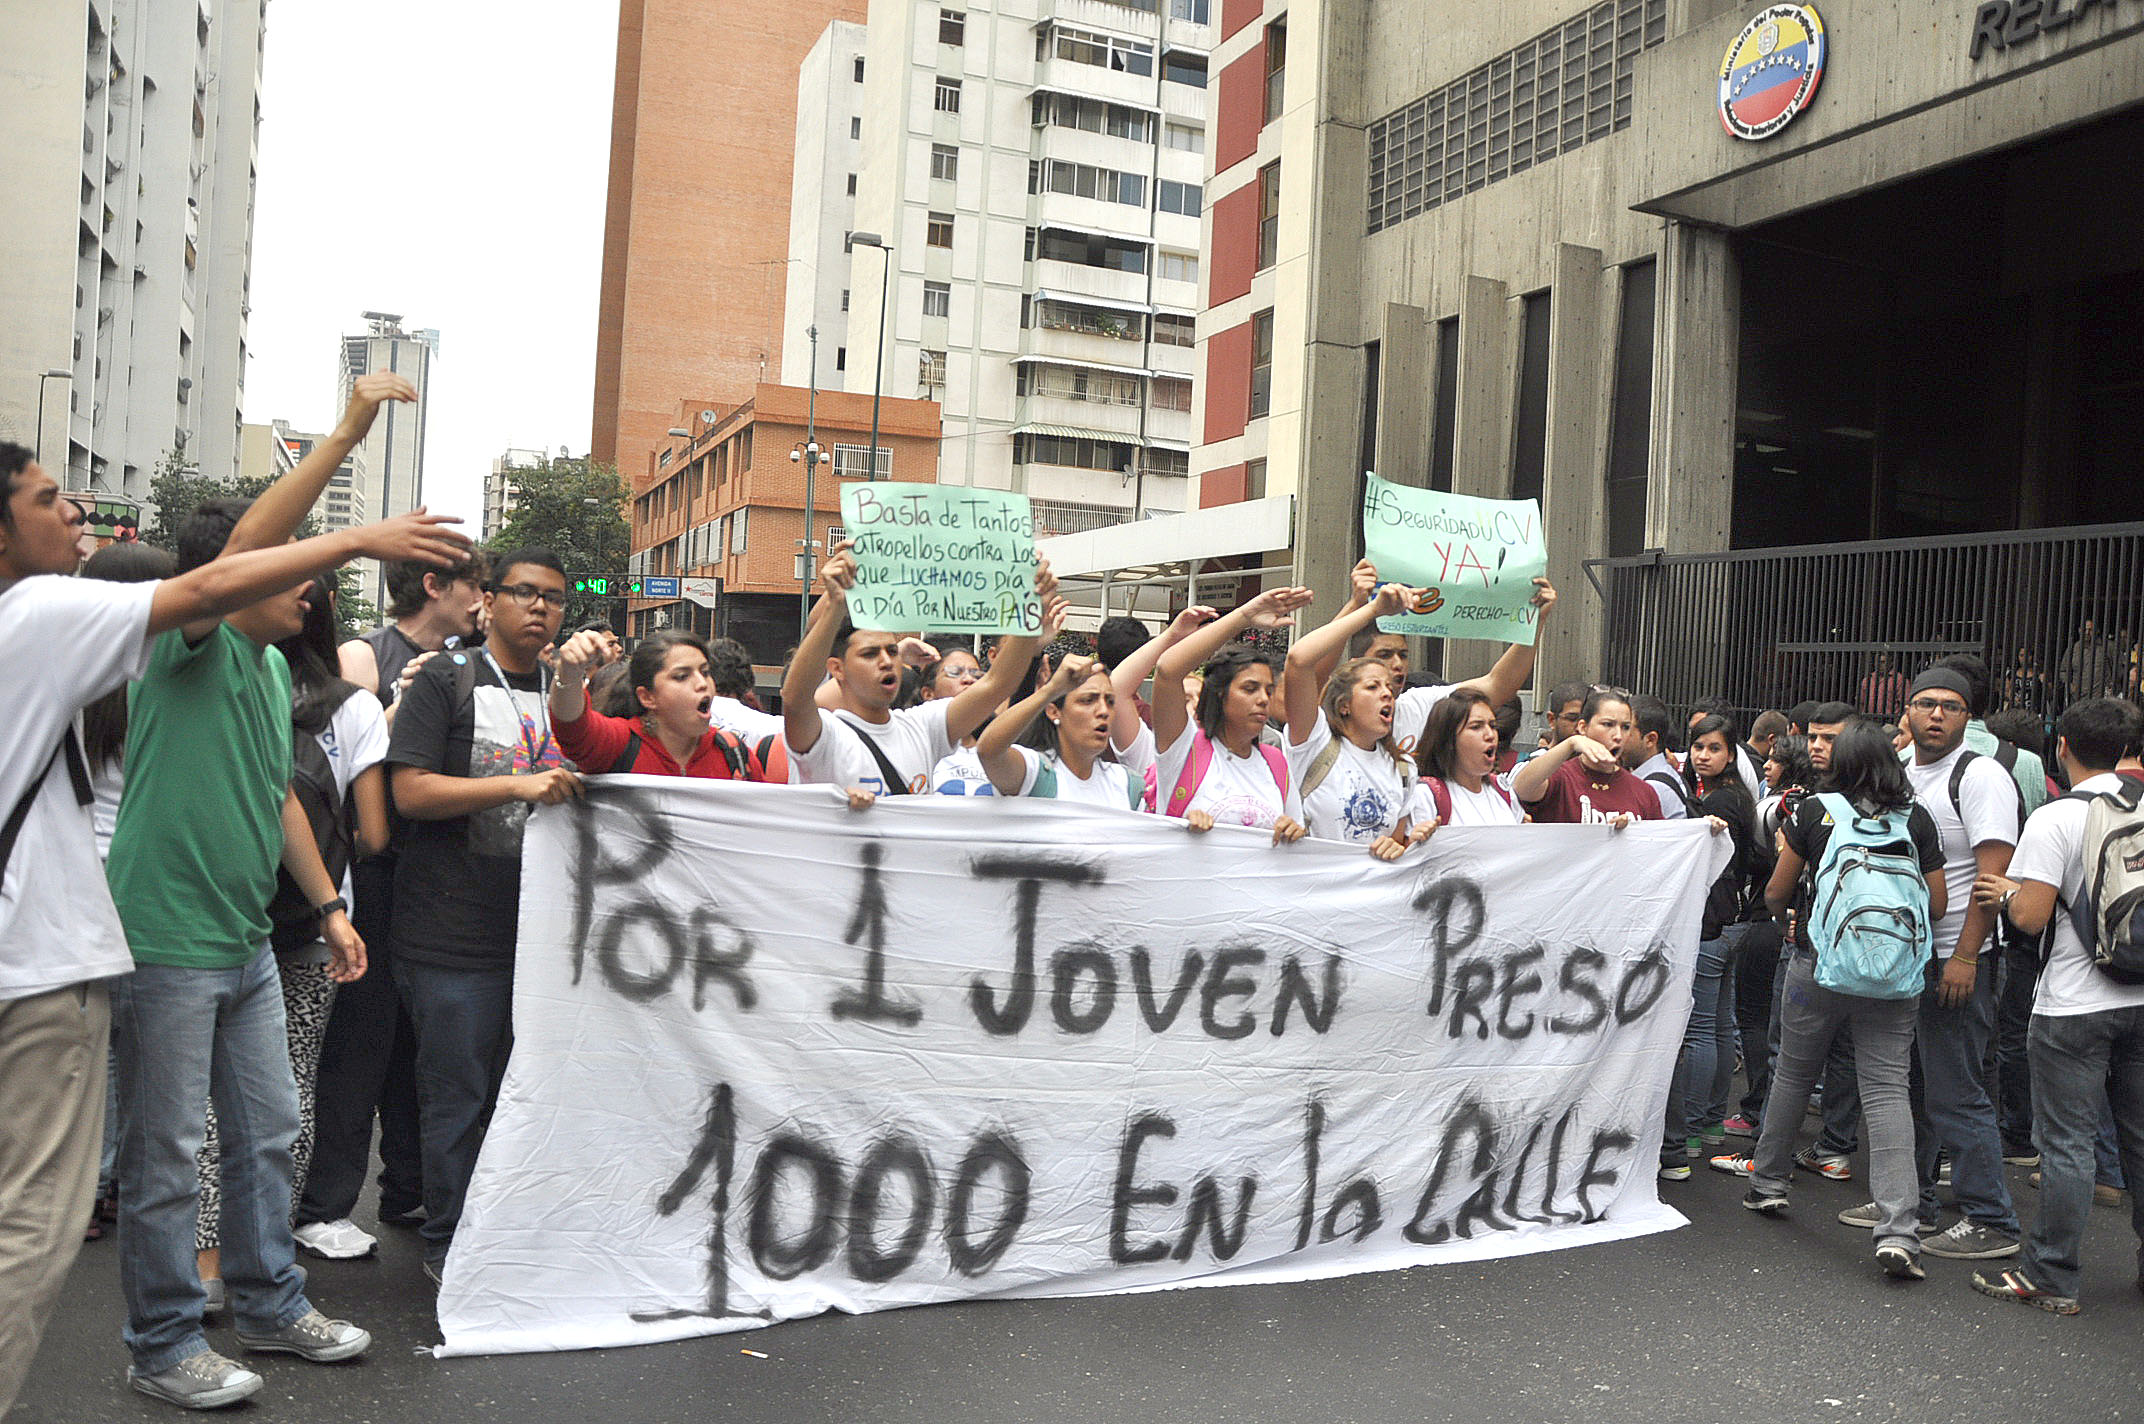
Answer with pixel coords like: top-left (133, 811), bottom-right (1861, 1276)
top-left (4, 402), bottom-right (2143, 1415)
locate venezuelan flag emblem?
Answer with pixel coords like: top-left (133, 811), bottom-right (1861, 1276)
top-left (1717, 4), bottom-right (1826, 141)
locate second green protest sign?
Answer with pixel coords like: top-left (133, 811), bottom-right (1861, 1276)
top-left (839, 482), bottom-right (1043, 635)
top-left (1361, 473), bottom-right (1547, 645)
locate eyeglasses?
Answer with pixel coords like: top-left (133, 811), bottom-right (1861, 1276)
top-left (1908, 696), bottom-right (1967, 715)
top-left (493, 583), bottom-right (567, 610)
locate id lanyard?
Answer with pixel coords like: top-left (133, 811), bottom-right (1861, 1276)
top-left (481, 650), bottom-right (555, 769)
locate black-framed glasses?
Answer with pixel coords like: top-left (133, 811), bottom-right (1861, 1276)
top-left (493, 583), bottom-right (567, 610)
top-left (1908, 696), bottom-right (1967, 715)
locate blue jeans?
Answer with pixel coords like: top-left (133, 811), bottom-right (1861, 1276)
top-left (1680, 925), bottom-right (1747, 1135)
top-left (2098, 1097), bottom-right (2128, 1190)
top-left (1751, 952), bottom-right (1923, 1252)
top-left (110, 949), bottom-right (310, 1374)
top-left (2020, 1007), bottom-right (2144, 1300)
top-left (393, 959), bottom-right (514, 1264)
top-left (1910, 955), bottom-right (2019, 1235)
top-left (1993, 948), bottom-right (2037, 1155)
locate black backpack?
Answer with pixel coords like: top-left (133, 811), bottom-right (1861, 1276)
top-left (266, 721), bottom-right (357, 953)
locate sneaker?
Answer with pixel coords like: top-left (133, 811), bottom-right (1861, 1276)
top-left (1837, 1202), bottom-right (1943, 1234)
top-left (1742, 1189), bottom-right (1790, 1214)
top-left (1710, 1152), bottom-right (1756, 1177)
top-left (2002, 1149), bottom-right (2040, 1167)
top-left (2028, 1171), bottom-right (2128, 1208)
top-left (294, 1218), bottom-right (378, 1260)
top-left (422, 1256), bottom-right (446, 1288)
top-left (1876, 1244), bottom-right (1925, 1280)
top-left (200, 1278), bottom-right (226, 1317)
top-left (1698, 1125), bottom-right (1728, 1146)
top-left (1721, 1114), bottom-right (1758, 1138)
top-left (237, 1309), bottom-right (371, 1363)
top-left (1685, 1135), bottom-right (1703, 1159)
top-left (1923, 1220), bottom-right (2021, 1260)
top-left (1971, 1268), bottom-right (2079, 1314)
top-left (1794, 1146), bottom-right (1853, 1181)
top-left (129, 1349), bottom-right (264, 1409)
top-left (1658, 1162), bottom-right (1692, 1181)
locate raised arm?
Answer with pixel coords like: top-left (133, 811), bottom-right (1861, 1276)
top-left (978, 652), bottom-right (1091, 794)
top-left (1309, 559), bottom-right (1380, 690)
top-left (1152, 586), bottom-right (1314, 752)
top-left (549, 630), bottom-right (613, 724)
top-left (781, 542), bottom-right (857, 756)
top-left (224, 373), bottom-right (416, 559)
top-left (941, 559), bottom-right (1061, 745)
top-left (1284, 582), bottom-right (1414, 746)
top-left (1454, 577), bottom-right (1557, 707)
top-left (1511, 728), bottom-right (1611, 804)
top-left (1110, 605), bottom-right (1215, 750)
top-left (148, 511), bottom-right (470, 638)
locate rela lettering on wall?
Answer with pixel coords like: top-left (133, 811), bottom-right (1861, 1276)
top-left (1969, 0), bottom-right (2141, 58)
top-left (435, 783), bottom-right (1729, 1356)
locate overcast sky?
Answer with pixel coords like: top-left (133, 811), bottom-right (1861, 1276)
top-left (242, 1), bottom-right (620, 527)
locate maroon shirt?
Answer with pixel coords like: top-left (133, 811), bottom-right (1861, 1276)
top-left (1524, 756), bottom-right (1665, 825)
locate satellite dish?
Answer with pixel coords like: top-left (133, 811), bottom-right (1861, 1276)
top-left (699, 409), bottom-right (718, 425)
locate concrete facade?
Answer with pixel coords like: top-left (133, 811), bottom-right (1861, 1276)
top-left (485, 445), bottom-right (549, 542)
top-left (824, 0), bottom-right (1215, 532)
top-left (338, 313), bottom-right (435, 612)
top-left (241, 418), bottom-right (365, 534)
top-left (0, 0), bottom-right (264, 501)
top-left (591, 0), bottom-right (872, 487)
top-left (1195, 0), bottom-right (2144, 690)
top-left (781, 22), bottom-right (870, 395)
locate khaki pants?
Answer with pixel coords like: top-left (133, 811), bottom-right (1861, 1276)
top-left (0, 980), bottom-right (109, 1414)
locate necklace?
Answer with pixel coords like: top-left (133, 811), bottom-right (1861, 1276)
top-left (480, 650), bottom-right (555, 769)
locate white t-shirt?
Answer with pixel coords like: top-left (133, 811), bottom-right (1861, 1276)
top-left (1904, 741), bottom-right (2022, 959)
top-left (1153, 726), bottom-right (1302, 830)
top-left (1010, 747), bottom-right (1142, 810)
top-left (930, 743), bottom-right (997, 796)
top-left (0, 576), bottom-right (158, 1001)
top-left (1285, 714), bottom-right (1410, 844)
top-left (91, 756), bottom-right (124, 863)
top-left (1735, 745), bottom-right (1766, 805)
top-left (1391, 683), bottom-right (1455, 758)
top-left (2011, 773), bottom-right (2144, 1018)
top-left (1632, 753), bottom-right (1690, 820)
top-left (709, 695), bottom-right (784, 745)
top-left (791, 701), bottom-right (954, 796)
top-left (318, 692), bottom-right (390, 902)
top-left (1403, 773), bottom-right (1523, 828)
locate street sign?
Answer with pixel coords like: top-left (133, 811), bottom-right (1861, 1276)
top-left (642, 575), bottom-right (681, 599)
top-left (681, 577), bottom-right (720, 609)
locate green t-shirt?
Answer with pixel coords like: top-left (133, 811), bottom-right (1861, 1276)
top-left (107, 624), bottom-right (293, 968)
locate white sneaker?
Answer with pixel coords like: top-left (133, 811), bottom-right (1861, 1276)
top-left (293, 1219), bottom-right (378, 1260)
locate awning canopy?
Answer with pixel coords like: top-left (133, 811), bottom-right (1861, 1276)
top-left (1012, 352), bottom-right (1155, 378)
top-left (1031, 288), bottom-right (1154, 315)
top-left (1039, 494), bottom-right (1296, 580)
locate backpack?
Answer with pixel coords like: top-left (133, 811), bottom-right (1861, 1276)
top-left (1030, 753), bottom-right (1145, 809)
top-left (1162, 729), bottom-right (1288, 819)
top-left (1299, 729), bottom-right (1415, 801)
top-left (1646, 770), bottom-right (1692, 817)
top-left (1805, 792), bottom-right (1933, 1000)
top-left (266, 727), bottom-right (355, 954)
top-left (1947, 747), bottom-right (2027, 831)
top-left (1417, 774), bottom-right (1516, 825)
top-left (2070, 778), bottom-right (2144, 985)
top-left (0, 581), bottom-right (94, 888)
top-left (604, 725), bottom-right (777, 781)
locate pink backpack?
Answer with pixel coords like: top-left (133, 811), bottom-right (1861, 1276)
top-left (1157, 729), bottom-right (1289, 818)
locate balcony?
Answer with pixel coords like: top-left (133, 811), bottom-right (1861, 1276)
top-left (1032, 54), bottom-right (1158, 112)
top-left (1022, 322), bottom-right (1145, 370)
top-left (1044, 0), bottom-right (1163, 41)
top-left (1030, 189), bottom-right (1151, 242)
top-left (1032, 256), bottom-right (1149, 308)
top-left (1016, 392), bottom-right (1146, 441)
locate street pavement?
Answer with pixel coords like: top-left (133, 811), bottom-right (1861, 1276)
top-left (12, 1142), bottom-right (2141, 1424)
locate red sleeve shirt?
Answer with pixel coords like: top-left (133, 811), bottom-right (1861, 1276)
top-left (553, 688), bottom-right (773, 780)
top-left (1524, 757), bottom-right (1665, 825)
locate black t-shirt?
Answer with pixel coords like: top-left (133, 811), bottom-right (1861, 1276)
top-left (384, 651), bottom-right (569, 969)
top-left (1783, 795), bottom-right (1944, 936)
top-left (363, 625), bottom-right (426, 710)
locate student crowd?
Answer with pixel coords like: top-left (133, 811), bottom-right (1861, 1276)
top-left (2, 380), bottom-right (2141, 1414)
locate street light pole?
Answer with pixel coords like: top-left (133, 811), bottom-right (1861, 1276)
top-left (850, 233), bottom-right (892, 482)
top-left (34, 369), bottom-right (70, 474)
top-left (791, 324), bottom-right (823, 640)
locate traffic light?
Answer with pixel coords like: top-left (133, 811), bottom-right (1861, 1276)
top-left (569, 575), bottom-right (644, 596)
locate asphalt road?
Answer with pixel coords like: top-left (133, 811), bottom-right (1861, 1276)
top-left (13, 1143), bottom-right (2140, 1424)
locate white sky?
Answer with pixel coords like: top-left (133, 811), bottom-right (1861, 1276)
top-left (241, 1), bottom-right (620, 527)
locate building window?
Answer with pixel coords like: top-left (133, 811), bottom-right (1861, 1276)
top-left (1264, 20), bottom-right (1287, 122)
top-left (841, 288), bottom-right (850, 311)
top-left (931, 143), bottom-right (959, 181)
top-left (1162, 52), bottom-right (1206, 87)
top-left (1249, 309), bottom-right (1274, 419)
top-left (1037, 159), bottom-right (1146, 207)
top-left (1366, 0), bottom-right (1668, 233)
top-left (1512, 290), bottom-right (1551, 504)
top-left (832, 443), bottom-right (893, 479)
top-left (1163, 121), bottom-right (1204, 153)
top-left (1244, 457), bottom-right (1267, 499)
top-left (920, 349), bottom-right (947, 389)
top-left (923, 280), bottom-right (951, 317)
top-left (926, 211), bottom-right (955, 248)
top-left (731, 507), bottom-right (748, 554)
top-left (1014, 432), bottom-right (1137, 471)
top-left (836, 347), bottom-right (847, 372)
top-left (1143, 448), bottom-right (1190, 477)
top-left (1151, 376), bottom-right (1192, 411)
top-left (853, 56), bottom-right (865, 82)
top-left (1035, 298), bottom-right (1141, 340)
top-left (846, 172), bottom-right (857, 196)
top-left (939, 7), bottom-right (965, 44)
top-left (1168, 0), bottom-right (1211, 20)
top-left (1153, 312), bottom-right (1195, 347)
top-left (1045, 25), bottom-right (1154, 75)
top-left (1606, 260), bottom-right (1655, 556)
top-left (935, 77), bottom-right (962, 113)
top-left (1158, 250), bottom-right (1198, 284)
top-left (1029, 93), bottom-right (1154, 142)
top-left (1430, 316), bottom-right (1459, 492)
top-left (1033, 227), bottom-right (1146, 273)
top-left (850, 115), bottom-right (862, 139)
top-left (1157, 179), bottom-right (1201, 216)
top-left (1256, 162), bottom-right (1281, 270)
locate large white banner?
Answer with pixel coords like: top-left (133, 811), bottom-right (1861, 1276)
top-left (436, 782), bottom-right (1731, 1356)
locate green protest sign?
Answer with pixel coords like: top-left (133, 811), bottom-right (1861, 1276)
top-left (839, 483), bottom-right (1042, 635)
top-left (1360, 473), bottom-right (1547, 645)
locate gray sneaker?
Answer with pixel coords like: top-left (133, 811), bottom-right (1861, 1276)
top-left (1837, 1201), bottom-right (1943, 1233)
top-left (1923, 1219), bottom-right (2022, 1260)
top-left (129, 1349), bottom-right (263, 1409)
top-left (237, 1309), bottom-right (371, 1362)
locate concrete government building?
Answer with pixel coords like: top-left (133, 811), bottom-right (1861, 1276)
top-left (1052, 0), bottom-right (2144, 709)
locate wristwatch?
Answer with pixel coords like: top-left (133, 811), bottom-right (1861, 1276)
top-left (314, 896), bottom-right (349, 921)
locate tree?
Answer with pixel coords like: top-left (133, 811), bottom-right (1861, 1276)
top-left (490, 456), bottom-right (631, 634)
top-left (141, 453), bottom-right (380, 639)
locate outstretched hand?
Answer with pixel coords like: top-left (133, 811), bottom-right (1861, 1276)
top-left (1243, 586), bottom-right (1315, 630)
top-left (355, 508), bottom-right (472, 567)
top-left (336, 371), bottom-right (419, 443)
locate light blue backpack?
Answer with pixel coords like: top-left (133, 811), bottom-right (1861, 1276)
top-left (1805, 792), bottom-right (1932, 1000)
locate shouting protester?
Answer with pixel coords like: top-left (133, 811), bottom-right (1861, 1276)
top-left (976, 649), bottom-right (1151, 809)
top-left (1407, 688), bottom-right (1523, 828)
top-left (1282, 582), bottom-right (1423, 855)
top-left (1512, 687), bottom-right (1659, 828)
top-left (1151, 587), bottom-right (1314, 841)
top-left (551, 628), bottom-right (785, 783)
